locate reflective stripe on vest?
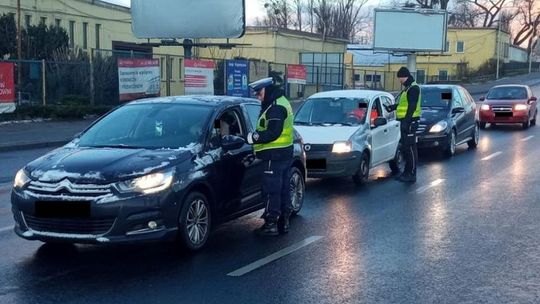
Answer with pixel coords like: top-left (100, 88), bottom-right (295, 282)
top-left (397, 81), bottom-right (422, 119)
top-left (253, 96), bottom-right (294, 153)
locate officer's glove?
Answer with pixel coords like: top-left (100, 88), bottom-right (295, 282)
top-left (384, 104), bottom-right (397, 112)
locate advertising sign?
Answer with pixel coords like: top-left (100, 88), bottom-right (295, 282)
top-left (0, 62), bottom-right (16, 113)
top-left (287, 64), bottom-right (307, 84)
top-left (226, 60), bottom-right (249, 97)
top-left (185, 59), bottom-right (215, 95)
top-left (118, 58), bottom-right (160, 102)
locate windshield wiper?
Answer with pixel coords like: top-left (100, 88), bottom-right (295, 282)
top-left (294, 121), bottom-right (312, 125)
top-left (89, 144), bottom-right (143, 149)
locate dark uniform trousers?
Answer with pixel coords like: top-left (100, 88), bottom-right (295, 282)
top-left (400, 120), bottom-right (419, 176)
top-left (262, 159), bottom-right (292, 221)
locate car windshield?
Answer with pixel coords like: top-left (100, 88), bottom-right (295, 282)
top-left (294, 97), bottom-right (369, 126)
top-left (486, 87), bottom-right (528, 100)
top-left (78, 103), bottom-right (212, 149)
top-left (420, 87), bottom-right (452, 109)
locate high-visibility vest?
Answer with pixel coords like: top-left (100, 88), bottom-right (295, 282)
top-left (397, 81), bottom-right (421, 119)
top-left (253, 96), bottom-right (294, 153)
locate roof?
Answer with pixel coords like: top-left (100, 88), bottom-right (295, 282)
top-left (347, 44), bottom-right (407, 67)
top-left (308, 90), bottom-right (392, 100)
top-left (246, 27), bottom-right (348, 44)
top-left (75, 0), bottom-right (130, 12)
top-left (128, 95), bottom-right (259, 108)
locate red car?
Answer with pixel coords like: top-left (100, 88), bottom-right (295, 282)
top-left (479, 85), bottom-right (537, 129)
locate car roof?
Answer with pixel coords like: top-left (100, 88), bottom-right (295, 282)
top-left (421, 84), bottom-right (462, 90)
top-left (491, 84), bottom-right (529, 89)
top-left (126, 95), bottom-right (260, 109)
top-left (308, 89), bottom-right (392, 100)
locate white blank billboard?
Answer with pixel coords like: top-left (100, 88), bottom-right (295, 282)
top-left (373, 9), bottom-right (447, 52)
top-left (131, 0), bottom-right (246, 39)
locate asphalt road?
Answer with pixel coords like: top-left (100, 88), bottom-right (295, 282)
top-left (0, 86), bottom-right (539, 303)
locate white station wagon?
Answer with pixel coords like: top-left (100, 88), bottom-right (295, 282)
top-left (294, 90), bottom-right (402, 185)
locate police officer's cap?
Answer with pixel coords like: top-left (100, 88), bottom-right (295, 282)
top-left (249, 77), bottom-right (274, 92)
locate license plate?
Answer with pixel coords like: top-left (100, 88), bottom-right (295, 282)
top-left (495, 112), bottom-right (513, 117)
top-left (307, 159), bottom-right (326, 170)
top-left (35, 201), bottom-right (91, 218)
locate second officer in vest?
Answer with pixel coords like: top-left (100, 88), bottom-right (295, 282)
top-left (385, 67), bottom-right (421, 183)
top-left (246, 77), bottom-right (295, 236)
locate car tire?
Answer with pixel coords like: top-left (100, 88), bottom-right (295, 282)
top-left (352, 152), bottom-right (370, 186)
top-left (289, 167), bottom-right (305, 216)
top-left (444, 130), bottom-right (457, 158)
top-left (177, 191), bottom-right (211, 251)
top-left (467, 123), bottom-right (479, 149)
top-left (479, 122), bottom-right (487, 129)
top-left (531, 110), bottom-right (537, 126)
top-left (389, 143), bottom-right (404, 175)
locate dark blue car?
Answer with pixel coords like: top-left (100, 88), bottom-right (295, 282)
top-left (11, 96), bottom-right (306, 250)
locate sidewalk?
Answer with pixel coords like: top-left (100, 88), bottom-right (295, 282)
top-left (1, 72), bottom-right (539, 153)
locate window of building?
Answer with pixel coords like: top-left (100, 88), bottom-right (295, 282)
top-left (25, 15), bottom-right (31, 28)
top-left (82, 22), bottom-right (88, 50)
top-left (40, 17), bottom-right (47, 25)
top-left (95, 24), bottom-right (101, 49)
top-left (69, 21), bottom-right (75, 48)
top-left (160, 57), bottom-right (166, 80)
top-left (445, 41), bottom-right (450, 53)
top-left (456, 41), bottom-right (464, 53)
top-left (416, 69), bottom-right (426, 84)
top-left (55, 18), bottom-right (61, 27)
top-left (439, 70), bottom-right (448, 81)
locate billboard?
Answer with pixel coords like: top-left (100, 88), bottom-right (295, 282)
top-left (287, 64), bottom-right (307, 84)
top-left (185, 59), bottom-right (215, 95)
top-left (118, 58), bottom-right (161, 102)
top-left (373, 9), bottom-right (447, 52)
top-left (226, 60), bottom-right (249, 97)
top-left (131, 0), bottom-right (246, 39)
top-left (0, 62), bottom-right (16, 114)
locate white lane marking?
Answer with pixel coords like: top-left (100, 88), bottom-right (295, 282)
top-left (227, 236), bottom-right (324, 277)
top-left (521, 135), bottom-right (534, 142)
top-left (414, 179), bottom-right (445, 194)
top-left (0, 226), bottom-right (13, 234)
top-left (481, 151), bottom-right (502, 161)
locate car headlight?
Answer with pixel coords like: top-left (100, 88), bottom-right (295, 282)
top-left (514, 104), bottom-right (528, 111)
top-left (116, 170), bottom-right (174, 194)
top-left (13, 169), bottom-right (30, 189)
top-left (480, 104), bottom-right (490, 111)
top-left (429, 121), bottom-right (448, 133)
top-left (332, 141), bottom-right (352, 153)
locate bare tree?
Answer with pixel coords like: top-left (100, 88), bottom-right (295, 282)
top-left (448, 1), bottom-right (482, 27)
top-left (458, 0), bottom-right (514, 28)
top-left (413, 0), bottom-right (450, 9)
top-left (263, 0), bottom-right (292, 28)
top-left (293, 0), bottom-right (303, 30)
top-left (512, 0), bottom-right (540, 53)
top-left (314, 0), bottom-right (369, 41)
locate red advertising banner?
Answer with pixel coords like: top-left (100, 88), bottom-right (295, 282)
top-left (287, 64), bottom-right (307, 85)
top-left (118, 58), bottom-right (160, 102)
top-left (184, 59), bottom-right (215, 95)
top-left (0, 62), bottom-right (15, 103)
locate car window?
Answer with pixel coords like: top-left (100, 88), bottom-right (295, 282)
top-left (244, 104), bottom-right (261, 130)
top-left (486, 86), bottom-right (528, 100)
top-left (209, 108), bottom-right (244, 149)
top-left (452, 89), bottom-right (464, 108)
top-left (294, 97), bottom-right (370, 126)
top-left (420, 87), bottom-right (452, 109)
top-left (381, 96), bottom-right (396, 121)
top-left (78, 104), bottom-right (211, 149)
top-left (370, 97), bottom-right (383, 126)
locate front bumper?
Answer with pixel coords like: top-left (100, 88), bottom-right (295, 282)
top-left (305, 150), bottom-right (362, 178)
top-left (479, 110), bottom-right (529, 123)
top-left (417, 133), bottom-right (450, 149)
top-left (11, 188), bottom-right (182, 244)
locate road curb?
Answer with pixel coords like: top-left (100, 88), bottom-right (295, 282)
top-left (0, 140), bottom-right (69, 153)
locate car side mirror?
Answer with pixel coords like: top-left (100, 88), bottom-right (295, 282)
top-left (221, 135), bottom-right (245, 151)
top-left (479, 96), bottom-right (485, 102)
top-left (373, 117), bottom-right (387, 128)
top-left (452, 107), bottom-right (465, 114)
top-left (529, 96), bottom-right (537, 104)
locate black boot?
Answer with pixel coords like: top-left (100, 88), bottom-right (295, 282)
top-left (398, 174), bottom-right (416, 183)
top-left (278, 213), bottom-right (290, 234)
top-left (255, 221), bottom-right (279, 236)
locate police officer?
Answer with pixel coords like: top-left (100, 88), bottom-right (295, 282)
top-left (385, 67), bottom-right (421, 183)
top-left (246, 77), bottom-right (294, 236)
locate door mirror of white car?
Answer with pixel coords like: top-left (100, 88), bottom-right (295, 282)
top-left (372, 117), bottom-right (387, 128)
top-left (452, 107), bottom-right (465, 114)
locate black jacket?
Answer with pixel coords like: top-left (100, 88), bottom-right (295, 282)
top-left (387, 76), bottom-right (420, 126)
top-left (251, 86), bottom-right (293, 161)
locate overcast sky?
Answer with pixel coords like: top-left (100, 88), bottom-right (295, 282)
top-left (103, 0), bottom-right (384, 24)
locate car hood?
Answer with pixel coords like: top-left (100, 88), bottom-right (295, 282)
top-left (26, 143), bottom-right (200, 183)
top-left (420, 108), bottom-right (448, 124)
top-left (295, 125), bottom-right (363, 144)
top-left (484, 99), bottom-right (528, 105)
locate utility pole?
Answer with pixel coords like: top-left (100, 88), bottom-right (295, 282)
top-left (496, 19), bottom-right (501, 80)
top-left (16, 0), bottom-right (22, 94)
